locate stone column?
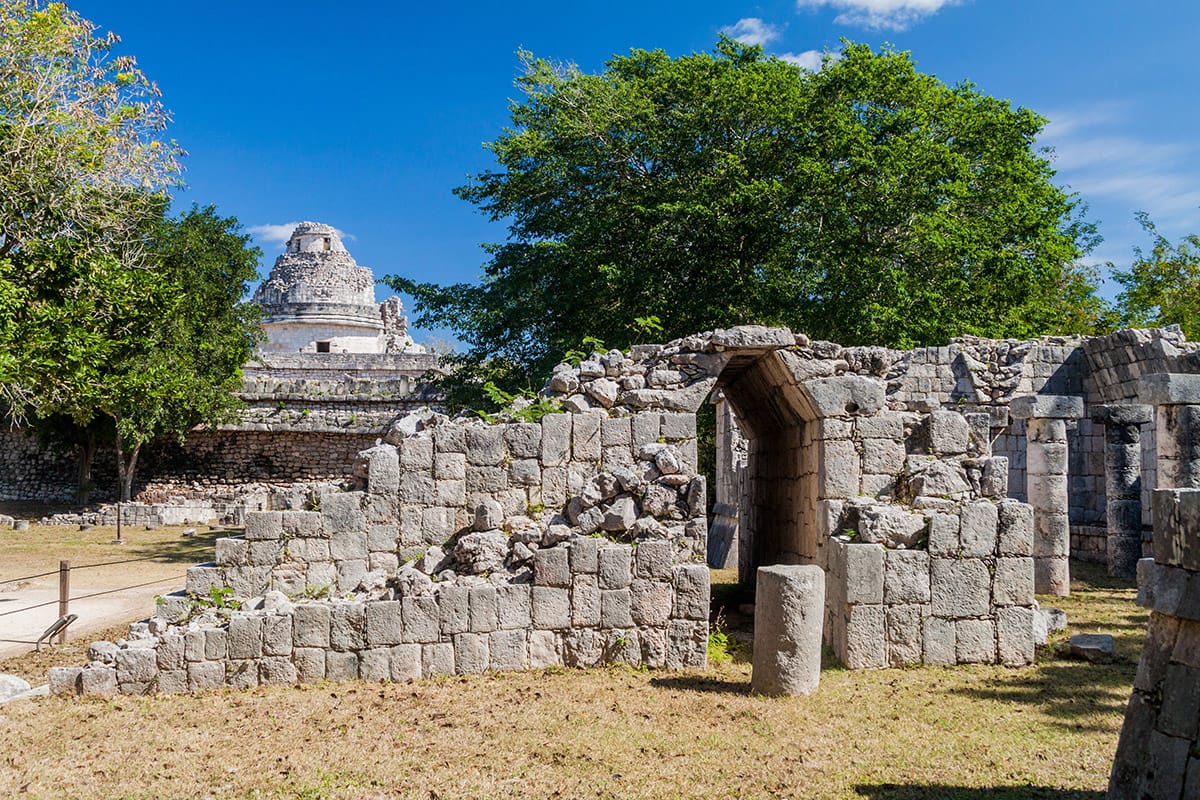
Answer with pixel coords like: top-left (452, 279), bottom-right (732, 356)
top-left (1011, 395), bottom-right (1085, 596)
top-left (752, 564), bottom-right (824, 696)
top-left (1091, 405), bottom-right (1152, 579)
top-left (1140, 373), bottom-right (1200, 490)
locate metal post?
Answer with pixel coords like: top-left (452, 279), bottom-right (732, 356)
top-left (57, 560), bottom-right (69, 645)
top-left (114, 501), bottom-right (124, 545)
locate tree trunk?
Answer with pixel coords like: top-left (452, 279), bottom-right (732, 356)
top-left (114, 427), bottom-right (141, 503)
top-left (75, 428), bottom-right (97, 506)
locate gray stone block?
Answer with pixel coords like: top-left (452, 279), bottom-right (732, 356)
top-left (532, 587), bottom-right (570, 629)
top-left (1010, 394), bottom-right (1085, 419)
top-left (927, 513), bottom-right (961, 557)
top-left (387, 644), bottom-right (421, 681)
top-left (227, 613), bottom-right (265, 660)
top-left (294, 603), bottom-right (331, 648)
top-left (534, 546), bottom-right (571, 587)
top-left (635, 539), bottom-right (673, 580)
top-left (321, 493), bottom-right (366, 534)
top-left (157, 669), bottom-right (188, 695)
top-left (844, 543), bottom-right (884, 604)
top-left (1139, 373), bottom-right (1200, 406)
top-left (996, 606), bottom-right (1035, 666)
top-left (752, 565), bottom-right (824, 695)
top-left (802, 375), bottom-right (885, 418)
top-left (263, 614), bottom-right (293, 657)
top-left (282, 511), bottom-right (323, 538)
top-left (468, 585), bottom-right (499, 633)
top-left (215, 536), bottom-right (248, 565)
top-left (666, 620), bottom-right (708, 670)
top-left (369, 444), bottom-right (403, 493)
top-left (540, 413), bottom-right (571, 466)
top-left (496, 584), bottom-right (532, 629)
top-left (571, 574), bottom-right (601, 627)
top-left (438, 585), bottom-right (470, 635)
top-left (528, 630), bottom-right (561, 668)
top-left (489, 629), bottom-right (528, 671)
top-left (955, 618), bottom-right (996, 663)
top-left (601, 589), bottom-right (633, 628)
top-left (671, 564), bottom-right (709, 620)
top-left (886, 604), bottom-right (926, 667)
top-left (997, 500), bottom-right (1034, 557)
top-left (466, 425), bottom-right (505, 466)
top-left (325, 651), bottom-right (359, 682)
top-left (205, 628), bottom-right (227, 661)
top-left (992, 557), bottom-right (1035, 606)
top-left (187, 661), bottom-right (224, 692)
top-left (260, 656), bottom-right (298, 686)
top-left (927, 411), bottom-right (969, 455)
top-left (599, 544), bottom-right (633, 589)
top-left (244, 511), bottom-right (283, 541)
top-left (330, 531), bottom-right (368, 561)
top-left (292, 647), bottom-right (326, 683)
top-left (631, 579), bottom-right (673, 626)
top-left (422, 642), bottom-right (455, 677)
top-left (884, 550), bottom-right (930, 604)
top-left (48, 666), bottom-right (81, 695)
top-left (454, 632), bottom-right (489, 674)
top-left (330, 602), bottom-right (366, 651)
top-left (563, 628), bottom-right (604, 668)
top-left (1035, 556), bottom-right (1070, 597)
top-left (402, 596), bottom-right (439, 643)
top-left (366, 600), bottom-right (404, 646)
top-left (931, 558), bottom-right (991, 617)
top-left (358, 648), bottom-right (391, 681)
top-left (843, 604), bottom-right (886, 669)
top-left (570, 537), bottom-right (600, 573)
top-left (156, 634), bottom-right (185, 671)
top-left (225, 660), bottom-right (259, 690)
top-left (960, 501), bottom-right (999, 557)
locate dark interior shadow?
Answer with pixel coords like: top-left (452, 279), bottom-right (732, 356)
top-left (855, 783), bottom-right (1105, 799)
top-left (650, 675), bottom-right (751, 695)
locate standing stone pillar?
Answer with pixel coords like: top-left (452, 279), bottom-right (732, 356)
top-left (1139, 374), bottom-right (1200, 491)
top-left (1011, 395), bottom-right (1085, 596)
top-left (1091, 405), bottom-right (1152, 579)
top-left (752, 564), bottom-right (824, 696)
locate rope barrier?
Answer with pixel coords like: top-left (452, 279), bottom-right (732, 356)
top-left (1, 554), bottom-right (167, 586)
top-left (0, 574), bottom-right (183, 618)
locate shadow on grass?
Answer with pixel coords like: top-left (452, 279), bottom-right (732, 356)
top-left (855, 784), bottom-right (1104, 799)
top-left (133, 529), bottom-right (227, 564)
top-left (649, 675), bottom-right (751, 695)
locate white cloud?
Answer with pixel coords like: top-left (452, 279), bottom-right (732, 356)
top-left (780, 49), bottom-right (840, 71)
top-left (796, 0), bottom-right (961, 31)
top-left (720, 18), bottom-right (781, 47)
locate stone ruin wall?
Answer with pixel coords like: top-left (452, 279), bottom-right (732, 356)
top-left (47, 324), bottom-right (1116, 696)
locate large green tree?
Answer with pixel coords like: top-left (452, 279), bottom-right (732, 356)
top-left (390, 40), bottom-right (1101, 395)
top-left (1113, 212), bottom-right (1200, 340)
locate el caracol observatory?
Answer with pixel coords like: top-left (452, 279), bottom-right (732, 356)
top-left (253, 221), bottom-right (424, 354)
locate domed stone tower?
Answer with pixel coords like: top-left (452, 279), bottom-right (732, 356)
top-left (253, 222), bottom-right (422, 354)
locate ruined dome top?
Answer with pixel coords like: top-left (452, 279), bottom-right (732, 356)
top-left (252, 221), bottom-right (374, 312)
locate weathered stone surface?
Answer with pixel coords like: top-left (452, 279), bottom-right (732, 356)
top-left (453, 632), bottom-right (489, 674)
top-left (955, 618), bottom-right (995, 663)
top-left (858, 505), bottom-right (927, 549)
top-left (883, 550), bottom-right (930, 605)
top-left (752, 565), bottom-right (824, 696)
top-left (992, 557), bottom-right (1035, 606)
top-left (532, 587), bottom-right (570, 629)
top-left (927, 411), bottom-right (969, 455)
top-left (534, 546), bottom-right (571, 587)
top-left (598, 545), bottom-right (632, 590)
top-left (922, 616), bottom-right (956, 666)
top-left (1069, 633), bottom-right (1115, 663)
top-left (843, 543), bottom-right (884, 604)
top-left (1009, 394), bottom-right (1085, 419)
top-left (843, 604), bottom-right (886, 669)
top-left (931, 558), bottom-right (991, 617)
top-left (1139, 373), bottom-right (1200, 405)
top-left (799, 375), bottom-right (885, 418)
top-left (671, 564), bottom-right (709, 620)
top-left (959, 501), bottom-right (998, 557)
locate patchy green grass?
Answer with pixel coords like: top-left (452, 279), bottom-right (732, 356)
top-left (0, 562), bottom-right (1133, 799)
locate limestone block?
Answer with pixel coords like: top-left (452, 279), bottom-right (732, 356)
top-left (156, 634), bottom-right (185, 671)
top-left (325, 651), bottom-right (359, 682)
top-left (433, 452), bottom-right (466, 482)
top-left (1027, 442), bottom-right (1068, 475)
top-left (884, 550), bottom-right (931, 604)
top-left (215, 537), bottom-right (248, 566)
top-left (369, 444), bottom-right (403, 493)
top-left (538, 414), bottom-right (571, 466)
top-left (886, 604), bottom-right (927, 667)
top-left (330, 531), bottom-right (368, 562)
top-left (666, 620), bottom-right (708, 670)
top-left (422, 642), bottom-right (455, 678)
top-left (571, 574), bottom-right (601, 627)
top-left (263, 614), bottom-right (293, 657)
top-left (819, 438), bottom-right (860, 499)
top-left (843, 604), bottom-right (886, 669)
top-left (922, 616), bottom-right (956, 666)
top-left (529, 630), bottom-right (562, 668)
top-left (996, 606), bottom-right (1035, 666)
top-left (249, 540), bottom-right (285, 567)
top-left (1010, 394), bottom-right (1085, 420)
top-left (532, 587), bottom-right (570, 629)
top-left (640, 627), bottom-right (668, 669)
top-left (858, 505), bottom-right (927, 549)
top-left (228, 613), bottom-right (265, 660)
top-left (490, 584), bottom-right (529, 630)
top-left (282, 511), bottom-right (322, 538)
top-left (671, 564), bottom-right (709, 620)
top-left (601, 589), bottom-right (634, 628)
top-left (245, 511), bottom-right (283, 541)
top-left (322, 493), bottom-right (366, 534)
top-left (48, 666), bottom-right (81, 695)
top-left (1028, 475), bottom-right (1069, 511)
top-left (186, 565), bottom-right (223, 597)
top-left (993, 557), bottom-right (1035, 606)
top-left (205, 628), bottom-right (227, 661)
top-left (568, 537), bottom-right (599, 573)
top-left (365, 600), bottom-right (403, 646)
top-left (352, 648), bottom-right (387, 682)
top-left (634, 539), bottom-right (673, 580)
top-left (534, 546), bottom-right (571, 587)
top-left (599, 544), bottom-right (633, 589)
top-left (454, 632), bottom-right (489, 674)
top-left (294, 603), bottom-right (331, 648)
top-left (856, 414), bottom-right (905, 440)
top-left (1153, 489), bottom-right (1200, 571)
top-left (488, 629), bottom-right (528, 672)
top-left (959, 501), bottom-right (999, 557)
top-left (433, 424), bottom-right (466, 454)
top-left (260, 656), bottom-right (298, 686)
top-left (224, 565), bottom-right (271, 598)
top-left (1033, 513), bottom-right (1070, 558)
top-left (862, 439), bottom-right (906, 475)
top-left (801, 375), bottom-right (885, 418)
top-left (187, 661), bottom-right (225, 692)
top-left (631, 579), bottom-right (673, 626)
top-left (330, 602), bottom-right (366, 651)
top-left (224, 660), bottom-right (259, 691)
top-left (1035, 556), bottom-right (1070, 596)
top-left (335, 560), bottom-right (367, 594)
top-left (438, 585), bottom-right (469, 635)
top-left (927, 411), bottom-right (969, 455)
top-left (980, 457), bottom-right (1009, 497)
top-left (402, 596), bottom-right (439, 643)
top-left (562, 628), bottom-right (603, 668)
top-left (927, 513), bottom-right (960, 557)
top-left (292, 648), bottom-right (326, 683)
top-left (465, 426), bottom-right (505, 466)
top-left (468, 585), bottom-right (499, 633)
top-left (955, 618), bottom-right (996, 663)
top-left (930, 558), bottom-right (991, 617)
top-left (572, 412), bottom-right (603, 461)
top-left (1139, 373), bottom-right (1200, 405)
top-left (157, 670), bottom-right (188, 695)
top-left (114, 646), bottom-right (158, 685)
top-left (752, 565), bottom-right (824, 695)
top-left (399, 473), bottom-right (436, 505)
top-left (844, 543), bottom-right (885, 605)
top-left (384, 644), bottom-right (420, 682)
top-left (1157, 663), bottom-right (1200, 738)
top-left (997, 500), bottom-right (1034, 557)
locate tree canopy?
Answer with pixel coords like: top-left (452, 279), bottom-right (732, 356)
top-left (1113, 212), bottom-right (1200, 340)
top-left (390, 39), bottom-right (1102, 395)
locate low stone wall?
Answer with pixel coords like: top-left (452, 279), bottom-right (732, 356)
top-left (1108, 488), bottom-right (1200, 798)
top-left (825, 499), bottom-right (1036, 668)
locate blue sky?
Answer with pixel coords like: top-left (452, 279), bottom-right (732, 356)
top-left (73, 0), bottom-right (1200, 345)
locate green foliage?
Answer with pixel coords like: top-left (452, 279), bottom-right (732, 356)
top-left (1113, 212), bottom-right (1200, 339)
top-left (188, 585), bottom-right (242, 614)
top-left (707, 614), bottom-right (735, 664)
top-left (387, 38), bottom-right (1101, 398)
top-left (477, 380), bottom-right (563, 423)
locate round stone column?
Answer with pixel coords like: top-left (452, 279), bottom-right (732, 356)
top-left (1011, 395), bottom-right (1085, 596)
top-left (752, 564), bottom-right (824, 696)
top-left (1091, 405), bottom-right (1151, 579)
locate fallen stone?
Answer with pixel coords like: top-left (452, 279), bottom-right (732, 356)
top-left (0, 674), bottom-right (32, 702)
top-left (1069, 633), bottom-right (1114, 663)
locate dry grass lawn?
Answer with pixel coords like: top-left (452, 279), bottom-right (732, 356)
top-left (0, 562), bottom-right (1135, 800)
